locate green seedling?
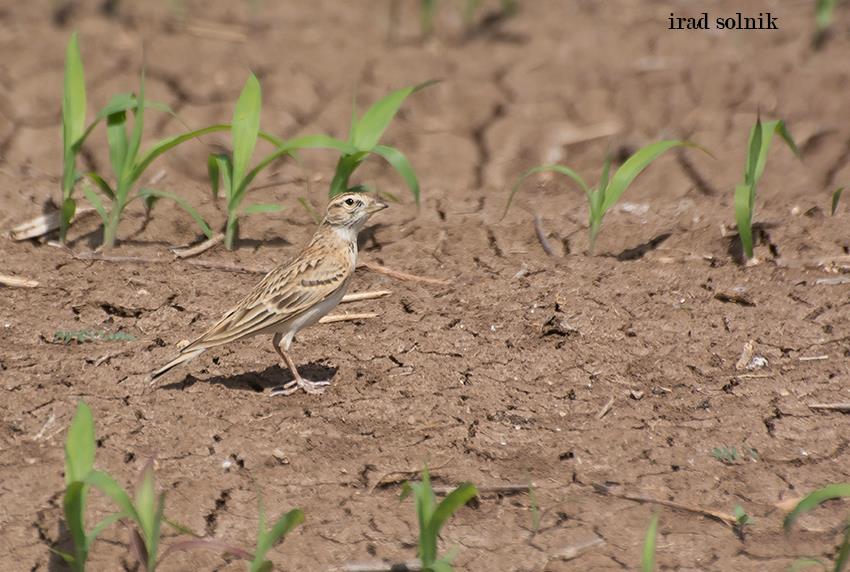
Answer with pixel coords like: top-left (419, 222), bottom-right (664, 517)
top-left (815, 0), bottom-right (838, 43)
top-left (711, 446), bottom-right (758, 464)
top-left (832, 188), bottom-right (844, 216)
top-left (53, 330), bottom-right (135, 344)
top-left (641, 513), bottom-right (658, 572)
top-left (400, 467), bottom-right (477, 572)
top-left (248, 497), bottom-right (305, 572)
top-left (733, 505), bottom-right (754, 540)
top-left (60, 32), bottom-right (86, 243)
top-left (57, 402), bottom-right (249, 570)
top-left (55, 401), bottom-right (121, 571)
top-left (206, 73), bottom-right (287, 250)
top-left (786, 484), bottom-right (850, 572)
top-left (82, 70), bottom-right (234, 249)
top-left (734, 115), bottom-right (799, 261)
top-left (85, 460), bottom-right (250, 570)
top-left (84, 460), bottom-right (168, 571)
top-left (323, 81), bottom-right (434, 203)
top-left (528, 484), bottom-right (541, 533)
top-left (421, 0), bottom-right (437, 36)
top-left (506, 140), bottom-right (702, 253)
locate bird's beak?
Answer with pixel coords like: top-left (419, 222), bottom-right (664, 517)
top-left (368, 199), bottom-right (389, 213)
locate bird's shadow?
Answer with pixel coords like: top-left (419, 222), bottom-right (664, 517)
top-left (160, 362), bottom-right (338, 393)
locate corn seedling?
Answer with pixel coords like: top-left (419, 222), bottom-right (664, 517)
top-left (322, 81), bottom-right (434, 202)
top-left (80, 69), bottom-right (233, 249)
top-left (400, 467), bottom-right (477, 572)
top-left (734, 116), bottom-right (799, 261)
top-left (205, 74), bottom-right (287, 249)
top-left (641, 513), bottom-right (658, 572)
top-left (85, 459), bottom-right (253, 570)
top-left (832, 188), bottom-right (844, 216)
top-left (506, 140), bottom-right (702, 253)
top-left (785, 484), bottom-right (850, 572)
top-left (733, 505), bottom-right (754, 540)
top-left (59, 32), bottom-right (86, 243)
top-left (55, 401), bottom-right (121, 571)
top-left (248, 497), bottom-right (304, 572)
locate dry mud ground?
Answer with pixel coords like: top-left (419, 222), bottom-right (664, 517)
top-left (2, 1), bottom-right (850, 570)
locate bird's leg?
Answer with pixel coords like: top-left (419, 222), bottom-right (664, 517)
top-left (270, 333), bottom-right (330, 396)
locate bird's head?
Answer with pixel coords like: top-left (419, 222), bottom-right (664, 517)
top-left (323, 191), bottom-right (388, 232)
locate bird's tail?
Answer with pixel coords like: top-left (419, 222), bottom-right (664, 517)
top-left (148, 348), bottom-right (206, 385)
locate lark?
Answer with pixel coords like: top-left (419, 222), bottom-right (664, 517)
top-left (148, 192), bottom-right (388, 396)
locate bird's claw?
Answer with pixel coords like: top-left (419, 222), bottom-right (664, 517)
top-left (270, 378), bottom-right (331, 397)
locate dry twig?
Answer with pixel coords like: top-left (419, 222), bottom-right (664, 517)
top-left (809, 403), bottom-right (850, 413)
top-left (0, 274), bottom-right (38, 288)
top-left (9, 208), bottom-right (96, 241)
top-left (333, 560), bottom-right (422, 572)
top-left (596, 397), bottom-right (614, 420)
top-left (533, 214), bottom-right (556, 256)
top-left (598, 488), bottom-right (736, 527)
top-left (358, 261), bottom-right (451, 285)
top-left (432, 484), bottom-right (531, 496)
top-left (550, 536), bottom-right (605, 562)
top-left (319, 313), bottom-right (378, 324)
top-left (171, 233), bottom-right (224, 259)
top-left (340, 290), bottom-right (391, 303)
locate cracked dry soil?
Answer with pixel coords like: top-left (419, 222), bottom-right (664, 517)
top-left (2, 1), bottom-right (850, 571)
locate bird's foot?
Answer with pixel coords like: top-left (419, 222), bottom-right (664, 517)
top-left (270, 377), bottom-right (331, 397)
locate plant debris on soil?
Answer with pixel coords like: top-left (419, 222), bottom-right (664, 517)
top-left (1, 1), bottom-right (850, 571)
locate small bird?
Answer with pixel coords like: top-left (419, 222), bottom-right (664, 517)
top-left (148, 192), bottom-right (388, 396)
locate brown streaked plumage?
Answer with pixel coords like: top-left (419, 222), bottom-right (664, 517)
top-left (148, 192), bottom-right (388, 395)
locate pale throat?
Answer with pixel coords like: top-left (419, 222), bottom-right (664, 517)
top-left (333, 224), bottom-right (358, 244)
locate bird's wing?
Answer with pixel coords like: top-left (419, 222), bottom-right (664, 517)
top-left (181, 240), bottom-right (352, 352)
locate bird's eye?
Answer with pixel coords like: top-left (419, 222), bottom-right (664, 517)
top-left (345, 198), bottom-right (355, 206)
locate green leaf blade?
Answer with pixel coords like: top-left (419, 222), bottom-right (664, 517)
top-left (82, 183), bottom-right (109, 224)
top-left (602, 140), bottom-right (695, 213)
top-left (373, 144), bottom-right (421, 205)
top-left (106, 111), bottom-right (129, 181)
top-left (138, 188), bottom-right (213, 239)
top-left (734, 183), bottom-right (755, 260)
top-left (242, 203), bottom-right (284, 216)
top-left (251, 509), bottom-right (304, 572)
top-left (121, 71), bottom-right (146, 192)
top-left (85, 470), bottom-right (138, 522)
top-left (62, 32), bottom-right (87, 153)
top-left (784, 484), bottom-right (850, 531)
top-left (641, 514), bottom-right (659, 572)
top-left (231, 73), bottom-right (262, 188)
top-left (65, 401), bottom-right (96, 484)
top-left (63, 481), bottom-right (89, 570)
top-left (351, 81), bottom-right (436, 151)
top-left (424, 483), bottom-right (477, 561)
top-left (831, 188), bottom-right (844, 216)
top-left (132, 125), bottom-right (230, 184)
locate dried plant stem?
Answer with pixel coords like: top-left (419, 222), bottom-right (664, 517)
top-left (171, 233), bottom-right (224, 259)
top-left (334, 560), bottom-right (422, 572)
top-left (340, 290), bottom-right (391, 303)
top-left (809, 403), bottom-right (850, 412)
top-left (0, 274), bottom-right (39, 288)
top-left (599, 489), bottom-right (736, 527)
top-left (358, 261), bottom-right (451, 285)
top-left (319, 312), bottom-right (377, 324)
top-left (533, 214), bottom-right (556, 256)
